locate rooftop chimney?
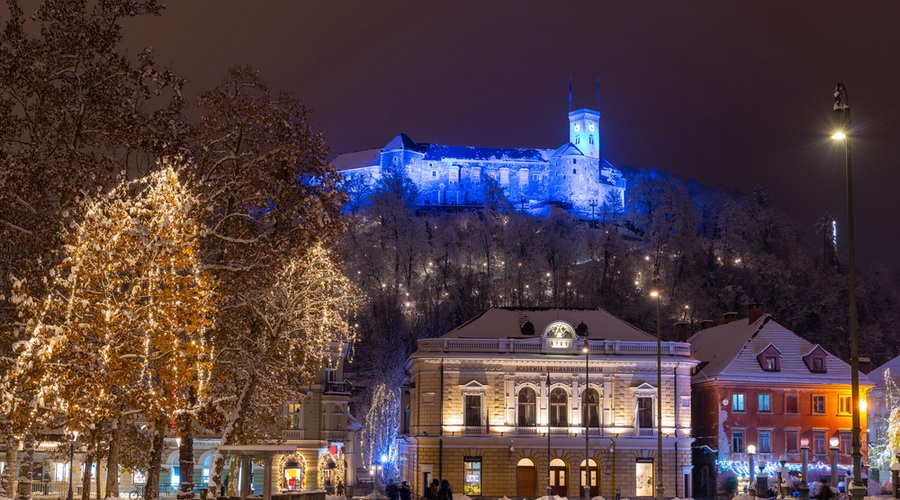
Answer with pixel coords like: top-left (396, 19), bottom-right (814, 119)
top-left (859, 357), bottom-right (875, 375)
top-left (674, 322), bottom-right (689, 342)
top-left (724, 312), bottom-right (738, 324)
top-left (748, 303), bottom-right (764, 324)
top-left (700, 320), bottom-right (714, 330)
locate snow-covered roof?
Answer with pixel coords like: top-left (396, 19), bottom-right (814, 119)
top-left (422, 144), bottom-right (549, 163)
top-left (868, 354), bottom-right (900, 388)
top-left (384, 132), bottom-right (428, 153)
top-left (550, 143), bottom-right (585, 158)
top-left (330, 148), bottom-right (381, 172)
top-left (441, 307), bottom-right (655, 342)
top-left (689, 314), bottom-right (874, 386)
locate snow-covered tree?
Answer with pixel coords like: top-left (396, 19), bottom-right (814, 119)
top-left (362, 382), bottom-right (400, 481)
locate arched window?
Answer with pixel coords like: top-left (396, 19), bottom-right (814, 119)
top-left (518, 388), bottom-right (537, 426)
top-left (582, 388), bottom-right (600, 428)
top-left (550, 388), bottom-right (568, 427)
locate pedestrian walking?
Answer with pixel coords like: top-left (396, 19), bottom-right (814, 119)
top-left (438, 480), bottom-right (452, 500)
top-left (400, 481), bottom-right (412, 500)
top-left (386, 479), bottom-right (400, 500)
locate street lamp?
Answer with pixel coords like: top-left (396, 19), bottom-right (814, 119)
top-left (830, 436), bottom-right (840, 493)
top-left (67, 430), bottom-right (79, 500)
top-left (582, 327), bottom-right (591, 500)
top-left (831, 82), bottom-right (865, 500)
top-left (748, 445), bottom-right (757, 497)
top-left (800, 438), bottom-right (810, 500)
top-left (649, 262), bottom-right (665, 500)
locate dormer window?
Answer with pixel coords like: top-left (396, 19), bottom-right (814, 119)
top-left (756, 344), bottom-right (781, 372)
top-left (803, 345), bottom-right (828, 373)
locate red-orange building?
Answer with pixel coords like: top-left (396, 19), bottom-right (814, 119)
top-left (688, 307), bottom-right (873, 498)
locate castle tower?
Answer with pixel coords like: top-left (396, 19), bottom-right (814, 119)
top-left (567, 108), bottom-right (600, 159)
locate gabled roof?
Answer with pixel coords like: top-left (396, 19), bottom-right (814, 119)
top-left (441, 307), bottom-right (654, 342)
top-left (421, 144), bottom-right (549, 162)
top-left (551, 143), bottom-right (585, 158)
top-left (384, 132), bottom-right (427, 152)
top-left (688, 314), bottom-right (874, 386)
top-left (869, 354), bottom-right (900, 388)
top-left (329, 148), bottom-right (382, 172)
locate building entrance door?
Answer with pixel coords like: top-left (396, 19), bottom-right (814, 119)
top-left (580, 459), bottom-right (599, 498)
top-left (549, 459), bottom-right (567, 497)
top-left (516, 459), bottom-right (536, 499)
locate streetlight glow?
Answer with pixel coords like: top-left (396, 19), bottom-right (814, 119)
top-left (832, 131), bottom-right (847, 140)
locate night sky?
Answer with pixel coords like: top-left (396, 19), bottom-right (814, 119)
top-left (124, 2), bottom-right (900, 268)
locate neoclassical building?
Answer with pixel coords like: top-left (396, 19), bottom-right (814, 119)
top-left (398, 308), bottom-right (697, 500)
top-left (331, 108), bottom-right (626, 219)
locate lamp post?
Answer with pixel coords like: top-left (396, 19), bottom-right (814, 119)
top-left (778, 455), bottom-right (787, 500)
top-left (67, 430), bottom-right (79, 500)
top-left (583, 333), bottom-right (591, 500)
top-left (831, 82), bottom-right (865, 500)
top-left (748, 445), bottom-right (757, 498)
top-left (800, 438), bottom-right (810, 500)
top-left (830, 436), bottom-right (840, 493)
top-left (649, 263), bottom-right (665, 500)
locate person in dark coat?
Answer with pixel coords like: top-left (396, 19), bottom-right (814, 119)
top-left (438, 480), bottom-right (452, 500)
top-left (426, 479), bottom-right (440, 500)
top-left (399, 481), bottom-right (411, 500)
top-left (386, 479), bottom-right (400, 500)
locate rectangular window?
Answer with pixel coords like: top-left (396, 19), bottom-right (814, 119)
top-left (472, 168), bottom-right (481, 184)
top-left (759, 432), bottom-right (771, 453)
top-left (589, 135), bottom-right (595, 145)
top-left (733, 393), bottom-right (745, 412)
top-left (637, 397), bottom-right (653, 428)
top-left (764, 356), bottom-right (778, 371)
top-left (732, 432), bottom-right (744, 453)
top-left (463, 457), bottom-right (482, 496)
top-left (464, 395), bottom-right (482, 427)
top-left (785, 394), bottom-right (798, 414)
top-left (839, 395), bottom-right (851, 415)
top-left (814, 431), bottom-right (827, 455)
top-left (813, 395), bottom-right (826, 414)
top-left (499, 168), bottom-right (510, 187)
top-left (812, 357), bottom-right (825, 372)
top-left (288, 403), bottom-right (303, 429)
top-left (635, 459), bottom-right (654, 497)
top-left (840, 433), bottom-right (852, 455)
top-left (518, 168), bottom-right (529, 186)
top-left (786, 430), bottom-right (799, 453)
top-left (758, 394), bottom-right (771, 413)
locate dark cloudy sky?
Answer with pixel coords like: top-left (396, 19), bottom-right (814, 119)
top-left (123, 1), bottom-right (900, 267)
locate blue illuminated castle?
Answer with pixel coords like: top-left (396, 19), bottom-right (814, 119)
top-left (331, 108), bottom-right (626, 218)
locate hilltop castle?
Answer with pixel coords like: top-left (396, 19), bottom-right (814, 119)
top-left (331, 108), bottom-right (626, 218)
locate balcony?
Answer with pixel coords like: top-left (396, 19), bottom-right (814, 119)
top-left (416, 338), bottom-right (692, 357)
top-left (284, 429), bottom-right (305, 440)
top-left (324, 381), bottom-right (352, 395)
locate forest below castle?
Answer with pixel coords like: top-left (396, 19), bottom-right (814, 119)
top-left (343, 167), bottom-right (900, 403)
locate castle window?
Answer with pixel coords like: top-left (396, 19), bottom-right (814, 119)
top-left (518, 168), bottom-right (529, 187)
top-left (432, 170), bottom-right (437, 178)
top-left (589, 135), bottom-right (595, 145)
top-left (575, 136), bottom-right (580, 145)
top-left (573, 169), bottom-right (577, 175)
top-left (499, 167), bottom-right (509, 187)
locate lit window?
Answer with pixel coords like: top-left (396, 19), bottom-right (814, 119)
top-left (758, 394), bottom-right (771, 413)
top-left (839, 395), bottom-right (851, 415)
top-left (733, 394), bottom-right (745, 412)
top-left (463, 457), bottom-right (482, 496)
top-left (764, 356), bottom-right (777, 371)
top-left (813, 395), bottom-right (826, 414)
top-left (786, 430), bottom-right (799, 453)
top-left (732, 432), bottom-right (744, 453)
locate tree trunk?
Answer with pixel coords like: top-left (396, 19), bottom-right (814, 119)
top-left (225, 459), bottom-right (237, 497)
top-left (3, 436), bottom-right (19, 498)
top-left (80, 454), bottom-right (93, 500)
top-left (105, 415), bottom-right (123, 499)
top-left (176, 410), bottom-right (195, 500)
top-left (145, 422), bottom-right (165, 500)
top-left (13, 432), bottom-right (32, 500)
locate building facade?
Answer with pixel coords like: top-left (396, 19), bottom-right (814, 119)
top-left (331, 109), bottom-right (626, 219)
top-left (398, 308), bottom-right (697, 500)
top-left (689, 307), bottom-right (873, 498)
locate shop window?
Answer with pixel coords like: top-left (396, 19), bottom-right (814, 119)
top-left (636, 458), bottom-right (654, 497)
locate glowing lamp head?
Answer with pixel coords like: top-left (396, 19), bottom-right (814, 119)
top-left (801, 438), bottom-right (810, 447)
top-left (860, 398), bottom-right (868, 412)
top-left (830, 436), bottom-right (839, 448)
top-left (832, 131), bottom-right (847, 140)
top-left (380, 453), bottom-right (388, 464)
top-left (747, 444), bottom-right (756, 454)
